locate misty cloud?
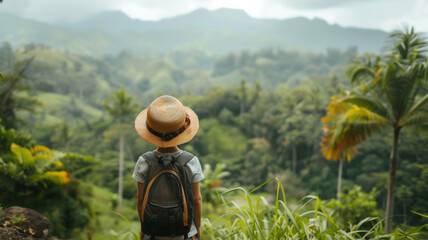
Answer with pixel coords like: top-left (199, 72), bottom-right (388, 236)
top-left (0, 0), bottom-right (215, 23)
top-left (0, 0), bottom-right (112, 23)
top-left (0, 0), bottom-right (427, 33)
top-left (275, 0), bottom-right (377, 10)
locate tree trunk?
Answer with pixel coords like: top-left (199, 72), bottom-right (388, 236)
top-left (125, 138), bottom-right (135, 162)
top-left (403, 204), bottom-right (407, 225)
top-left (337, 159), bottom-right (343, 201)
top-left (118, 133), bottom-right (124, 212)
top-left (64, 141), bottom-right (70, 152)
top-left (385, 128), bottom-right (400, 233)
top-left (240, 78), bottom-right (246, 120)
top-left (292, 144), bottom-right (297, 174)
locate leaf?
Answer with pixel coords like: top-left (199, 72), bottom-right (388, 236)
top-left (373, 67), bottom-right (384, 83)
top-left (30, 145), bottom-right (51, 154)
top-left (28, 171), bottom-right (70, 185)
top-left (0, 72), bottom-right (5, 82)
top-left (411, 211), bottom-right (428, 218)
top-left (3, 221), bottom-right (12, 227)
top-left (383, 61), bottom-right (399, 87)
top-left (350, 66), bottom-right (374, 84)
top-left (10, 143), bottom-right (34, 166)
top-left (402, 94), bottom-right (428, 123)
top-left (321, 103), bottom-right (389, 161)
top-left (343, 96), bottom-right (389, 119)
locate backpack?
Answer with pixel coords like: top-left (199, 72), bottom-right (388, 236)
top-left (140, 151), bottom-right (194, 238)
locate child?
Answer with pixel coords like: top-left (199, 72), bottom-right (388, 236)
top-left (132, 95), bottom-right (204, 240)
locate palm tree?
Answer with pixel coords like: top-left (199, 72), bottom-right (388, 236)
top-left (0, 57), bottom-right (39, 129)
top-left (321, 27), bottom-right (428, 233)
top-left (103, 89), bottom-right (139, 212)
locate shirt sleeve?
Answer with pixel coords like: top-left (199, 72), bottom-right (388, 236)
top-left (132, 156), bottom-right (149, 183)
top-left (186, 156), bottom-right (205, 183)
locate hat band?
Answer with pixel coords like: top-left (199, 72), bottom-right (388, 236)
top-left (146, 122), bottom-right (187, 142)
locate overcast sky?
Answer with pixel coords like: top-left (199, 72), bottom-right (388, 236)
top-left (1, 0), bottom-right (427, 33)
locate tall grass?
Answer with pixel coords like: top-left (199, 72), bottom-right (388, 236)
top-left (99, 212), bottom-right (140, 240)
top-left (102, 178), bottom-right (428, 240)
top-left (202, 178), bottom-right (427, 240)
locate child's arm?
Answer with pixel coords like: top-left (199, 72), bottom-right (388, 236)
top-left (192, 182), bottom-right (202, 240)
top-left (137, 182), bottom-right (145, 239)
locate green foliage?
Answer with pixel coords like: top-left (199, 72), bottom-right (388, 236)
top-left (43, 190), bottom-right (91, 238)
top-left (0, 121), bottom-right (34, 152)
top-left (321, 27), bottom-right (428, 232)
top-left (0, 57), bottom-right (39, 129)
top-left (238, 140), bottom-right (272, 187)
top-left (103, 89), bottom-right (140, 124)
top-left (33, 93), bottom-right (103, 126)
top-left (0, 43), bottom-right (16, 73)
top-left (0, 141), bottom-right (70, 198)
top-left (326, 185), bottom-right (380, 227)
top-left (99, 213), bottom-right (140, 240)
top-left (103, 89), bottom-right (140, 211)
top-left (2, 26), bottom-right (428, 237)
top-left (60, 152), bottom-right (98, 180)
top-left (102, 179), bottom-right (428, 239)
top-left (201, 163), bottom-right (230, 212)
top-left (201, 179), bottom-right (428, 239)
top-left (0, 123), bottom-right (92, 238)
top-left (189, 118), bottom-right (246, 164)
top-left (0, 142), bottom-right (91, 237)
top-left (7, 214), bottom-right (27, 225)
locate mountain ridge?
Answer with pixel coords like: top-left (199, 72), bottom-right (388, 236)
top-left (0, 8), bottom-right (388, 55)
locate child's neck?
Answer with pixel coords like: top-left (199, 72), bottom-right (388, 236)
top-left (156, 146), bottom-right (180, 153)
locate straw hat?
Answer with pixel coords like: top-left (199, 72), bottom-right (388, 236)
top-left (135, 95), bottom-right (199, 147)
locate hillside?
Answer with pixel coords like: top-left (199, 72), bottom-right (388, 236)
top-left (1, 8), bottom-right (388, 54)
top-left (2, 14), bottom-right (428, 239)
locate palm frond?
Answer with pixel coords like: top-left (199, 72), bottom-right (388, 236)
top-left (401, 112), bottom-right (428, 127)
top-left (342, 96), bottom-right (390, 119)
top-left (383, 62), bottom-right (419, 121)
top-left (321, 139), bottom-right (358, 161)
top-left (400, 93), bottom-right (428, 126)
top-left (373, 67), bottom-right (384, 84)
top-left (387, 27), bottom-right (428, 64)
top-left (103, 89), bottom-right (139, 123)
top-left (321, 104), bottom-right (389, 161)
top-left (324, 96), bottom-right (350, 116)
top-left (350, 66), bottom-right (375, 84)
top-left (425, 59), bottom-right (428, 86)
top-left (405, 94), bottom-right (428, 116)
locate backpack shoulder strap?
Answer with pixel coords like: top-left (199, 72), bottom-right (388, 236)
top-left (141, 151), bottom-right (158, 166)
top-left (176, 151), bottom-right (194, 166)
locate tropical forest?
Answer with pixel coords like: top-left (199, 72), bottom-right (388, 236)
top-left (0, 3), bottom-right (427, 240)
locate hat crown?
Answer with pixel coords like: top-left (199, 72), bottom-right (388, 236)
top-left (146, 96), bottom-right (187, 133)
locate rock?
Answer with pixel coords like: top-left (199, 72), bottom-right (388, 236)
top-left (0, 227), bottom-right (35, 239)
top-left (0, 206), bottom-right (53, 239)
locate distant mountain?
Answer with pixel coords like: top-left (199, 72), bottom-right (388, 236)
top-left (68, 10), bottom-right (151, 32)
top-left (0, 8), bottom-right (389, 55)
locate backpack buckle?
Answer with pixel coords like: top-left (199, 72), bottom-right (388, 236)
top-left (159, 155), bottom-right (175, 165)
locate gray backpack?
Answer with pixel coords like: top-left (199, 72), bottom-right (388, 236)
top-left (140, 151), bottom-right (194, 238)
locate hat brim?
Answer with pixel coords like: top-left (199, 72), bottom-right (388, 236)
top-left (135, 106), bottom-right (199, 148)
